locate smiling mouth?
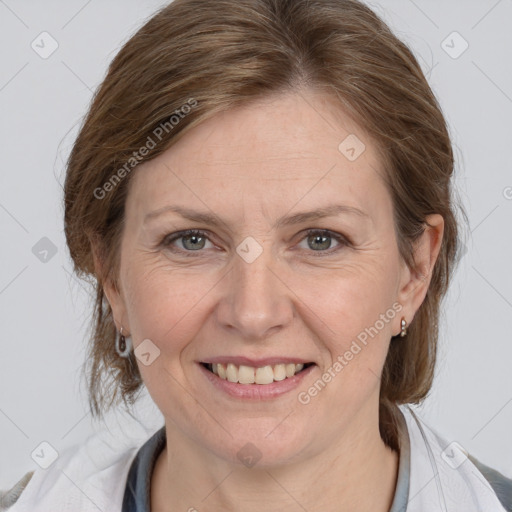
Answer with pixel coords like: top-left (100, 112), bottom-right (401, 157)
top-left (201, 362), bottom-right (315, 385)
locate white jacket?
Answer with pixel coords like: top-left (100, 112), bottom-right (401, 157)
top-left (1, 405), bottom-right (511, 511)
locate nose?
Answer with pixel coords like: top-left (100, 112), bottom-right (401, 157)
top-left (215, 248), bottom-right (294, 340)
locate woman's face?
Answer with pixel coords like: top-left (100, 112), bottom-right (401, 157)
top-left (105, 90), bottom-right (431, 466)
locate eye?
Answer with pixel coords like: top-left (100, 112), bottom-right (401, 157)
top-left (160, 228), bottom-right (349, 257)
top-left (161, 229), bottom-right (214, 252)
top-left (297, 229), bottom-right (349, 254)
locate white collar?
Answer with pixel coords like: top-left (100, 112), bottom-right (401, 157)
top-left (398, 404), bottom-right (507, 511)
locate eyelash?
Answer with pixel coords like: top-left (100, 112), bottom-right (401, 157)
top-left (160, 229), bottom-right (350, 257)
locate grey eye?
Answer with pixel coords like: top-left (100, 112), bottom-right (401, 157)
top-left (306, 233), bottom-right (334, 251)
top-left (296, 230), bottom-right (347, 253)
top-left (181, 233), bottom-right (208, 250)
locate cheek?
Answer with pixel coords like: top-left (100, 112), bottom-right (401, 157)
top-left (298, 256), bottom-right (399, 333)
top-left (290, 263), bottom-right (401, 419)
top-left (122, 261), bottom-right (218, 354)
top-left (120, 264), bottom-right (218, 412)
top-left (286, 253), bottom-right (401, 388)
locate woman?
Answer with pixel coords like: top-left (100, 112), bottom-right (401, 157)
top-left (2, 0), bottom-right (511, 510)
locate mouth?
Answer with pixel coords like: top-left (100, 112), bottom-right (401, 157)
top-left (200, 361), bottom-right (316, 385)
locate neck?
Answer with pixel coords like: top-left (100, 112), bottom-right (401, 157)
top-left (151, 407), bottom-right (400, 512)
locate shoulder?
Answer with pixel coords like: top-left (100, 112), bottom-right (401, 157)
top-left (2, 425), bottom-right (154, 511)
top-left (468, 454), bottom-right (512, 512)
top-left (398, 405), bottom-right (512, 511)
top-left (0, 471), bottom-right (34, 511)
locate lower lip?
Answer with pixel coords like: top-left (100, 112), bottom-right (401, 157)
top-left (198, 363), bottom-right (316, 400)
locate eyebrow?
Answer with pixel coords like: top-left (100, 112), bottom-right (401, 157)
top-left (144, 204), bottom-right (369, 229)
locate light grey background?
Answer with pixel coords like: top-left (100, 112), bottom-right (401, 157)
top-left (1, 0), bottom-right (511, 490)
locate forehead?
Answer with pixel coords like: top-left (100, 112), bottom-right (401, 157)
top-left (127, 90), bottom-right (391, 223)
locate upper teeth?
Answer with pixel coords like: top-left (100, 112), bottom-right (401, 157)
top-left (210, 363), bottom-right (305, 385)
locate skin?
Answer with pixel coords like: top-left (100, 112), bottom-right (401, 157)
top-left (97, 89), bottom-right (444, 511)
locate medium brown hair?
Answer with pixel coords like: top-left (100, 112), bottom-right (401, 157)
top-left (64, 0), bottom-right (462, 448)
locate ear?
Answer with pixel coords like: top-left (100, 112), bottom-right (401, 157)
top-left (91, 239), bottom-right (131, 334)
top-left (396, 214), bottom-right (444, 331)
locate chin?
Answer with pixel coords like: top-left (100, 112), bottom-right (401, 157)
top-left (212, 426), bottom-right (313, 469)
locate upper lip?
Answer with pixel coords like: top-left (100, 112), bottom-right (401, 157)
top-left (200, 356), bottom-right (315, 367)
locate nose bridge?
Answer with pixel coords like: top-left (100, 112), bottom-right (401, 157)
top-left (217, 244), bottom-right (293, 339)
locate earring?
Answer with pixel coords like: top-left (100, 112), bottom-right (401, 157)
top-left (400, 317), bottom-right (408, 337)
top-left (116, 326), bottom-right (133, 358)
